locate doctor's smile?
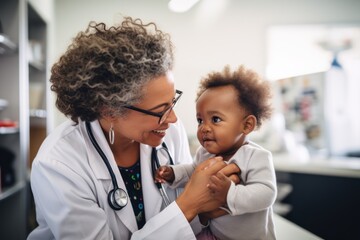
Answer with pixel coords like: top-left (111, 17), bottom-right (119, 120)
top-left (152, 129), bottom-right (168, 137)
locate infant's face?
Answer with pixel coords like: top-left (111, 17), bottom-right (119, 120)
top-left (196, 85), bottom-right (247, 157)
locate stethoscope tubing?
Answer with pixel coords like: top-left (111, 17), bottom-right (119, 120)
top-left (86, 121), bottom-right (119, 190)
top-left (86, 121), bottom-right (173, 210)
top-left (86, 121), bottom-right (128, 210)
top-left (151, 142), bottom-right (174, 206)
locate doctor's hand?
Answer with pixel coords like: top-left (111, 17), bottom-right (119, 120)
top-left (208, 163), bottom-right (241, 205)
top-left (199, 163), bottom-right (241, 223)
top-left (217, 163), bottom-right (241, 184)
top-left (176, 157), bottom-right (227, 222)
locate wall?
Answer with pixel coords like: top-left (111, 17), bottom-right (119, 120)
top-left (52, 0), bottom-right (360, 137)
top-left (28, 0), bottom-right (53, 23)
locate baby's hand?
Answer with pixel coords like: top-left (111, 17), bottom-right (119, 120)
top-left (154, 166), bottom-right (175, 184)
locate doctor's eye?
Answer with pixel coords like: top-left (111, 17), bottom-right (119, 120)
top-left (212, 116), bottom-right (222, 123)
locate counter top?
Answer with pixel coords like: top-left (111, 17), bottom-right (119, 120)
top-left (273, 153), bottom-right (360, 178)
top-left (273, 214), bottom-right (322, 240)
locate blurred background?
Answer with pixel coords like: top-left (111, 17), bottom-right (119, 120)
top-left (1, 0), bottom-right (359, 239)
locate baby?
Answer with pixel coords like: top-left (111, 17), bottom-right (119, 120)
top-left (155, 65), bottom-right (277, 240)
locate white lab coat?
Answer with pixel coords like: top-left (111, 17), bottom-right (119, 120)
top-left (27, 119), bottom-right (201, 240)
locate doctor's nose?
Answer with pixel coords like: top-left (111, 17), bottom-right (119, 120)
top-left (163, 109), bottom-right (177, 124)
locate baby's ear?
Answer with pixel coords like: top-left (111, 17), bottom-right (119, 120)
top-left (242, 115), bottom-right (257, 134)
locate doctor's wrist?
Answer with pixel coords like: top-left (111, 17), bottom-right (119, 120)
top-left (176, 194), bottom-right (198, 222)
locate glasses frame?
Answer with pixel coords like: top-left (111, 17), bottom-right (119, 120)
top-left (124, 90), bottom-right (183, 124)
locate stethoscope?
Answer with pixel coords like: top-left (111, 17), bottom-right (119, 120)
top-left (85, 121), bottom-right (174, 211)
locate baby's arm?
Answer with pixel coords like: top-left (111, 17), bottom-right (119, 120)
top-left (169, 163), bottom-right (196, 188)
top-left (154, 163), bottom-right (197, 187)
top-left (225, 148), bottom-right (277, 216)
top-left (154, 166), bottom-right (175, 183)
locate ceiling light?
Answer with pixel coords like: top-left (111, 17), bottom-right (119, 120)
top-left (168, 0), bottom-right (200, 13)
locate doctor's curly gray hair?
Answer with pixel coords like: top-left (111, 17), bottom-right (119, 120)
top-left (50, 17), bottom-right (174, 124)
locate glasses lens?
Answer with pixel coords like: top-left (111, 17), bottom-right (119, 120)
top-left (158, 91), bottom-right (182, 124)
top-left (159, 107), bottom-right (173, 124)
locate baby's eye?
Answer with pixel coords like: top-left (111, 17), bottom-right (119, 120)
top-left (212, 116), bottom-right (222, 123)
top-left (197, 118), bottom-right (203, 125)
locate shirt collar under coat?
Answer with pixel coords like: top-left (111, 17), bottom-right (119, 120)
top-left (81, 120), bottom-right (164, 233)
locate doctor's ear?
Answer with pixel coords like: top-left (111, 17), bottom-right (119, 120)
top-left (242, 115), bottom-right (257, 134)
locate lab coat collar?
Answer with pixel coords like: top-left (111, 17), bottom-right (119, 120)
top-left (81, 120), bottom-right (138, 233)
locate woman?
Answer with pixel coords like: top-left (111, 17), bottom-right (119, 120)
top-left (27, 17), bottom-right (239, 239)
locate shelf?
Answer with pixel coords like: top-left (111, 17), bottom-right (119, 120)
top-left (0, 0), bottom-right (49, 238)
top-left (0, 34), bottom-right (17, 55)
top-left (30, 108), bottom-right (46, 118)
top-left (30, 108), bottom-right (47, 127)
top-left (0, 126), bottom-right (19, 134)
top-left (0, 98), bottom-right (8, 110)
top-left (29, 60), bottom-right (45, 71)
top-left (0, 181), bottom-right (26, 202)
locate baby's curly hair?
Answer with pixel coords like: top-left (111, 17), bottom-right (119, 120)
top-left (50, 17), bottom-right (174, 124)
top-left (196, 65), bottom-right (272, 129)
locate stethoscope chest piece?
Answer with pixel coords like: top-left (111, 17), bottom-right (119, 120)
top-left (108, 188), bottom-right (128, 210)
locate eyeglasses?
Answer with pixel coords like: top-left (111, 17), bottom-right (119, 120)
top-left (124, 90), bottom-right (183, 124)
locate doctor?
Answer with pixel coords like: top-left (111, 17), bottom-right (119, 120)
top-left (27, 17), bottom-right (240, 240)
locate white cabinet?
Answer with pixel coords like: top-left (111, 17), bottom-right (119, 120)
top-left (0, 0), bottom-right (48, 238)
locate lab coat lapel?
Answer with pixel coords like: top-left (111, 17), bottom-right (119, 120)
top-left (82, 121), bottom-right (111, 180)
top-left (140, 144), bottom-right (164, 220)
top-left (82, 120), bottom-right (138, 234)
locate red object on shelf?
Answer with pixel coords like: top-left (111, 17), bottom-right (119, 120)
top-left (0, 120), bottom-right (17, 127)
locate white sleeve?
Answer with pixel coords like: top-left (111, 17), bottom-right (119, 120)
top-left (170, 163), bottom-right (196, 188)
top-left (29, 158), bottom-right (116, 240)
top-left (226, 148), bottom-right (277, 216)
